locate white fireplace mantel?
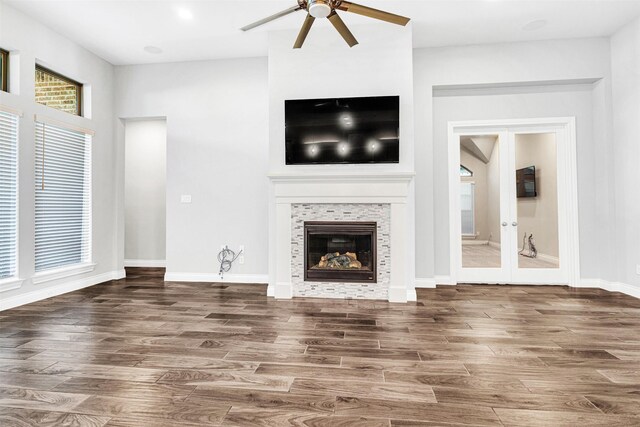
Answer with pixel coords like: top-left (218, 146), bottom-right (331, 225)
top-left (268, 172), bottom-right (416, 303)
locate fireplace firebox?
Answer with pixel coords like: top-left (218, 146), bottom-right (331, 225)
top-left (304, 221), bottom-right (377, 283)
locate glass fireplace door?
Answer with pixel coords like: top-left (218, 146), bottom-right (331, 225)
top-left (304, 221), bottom-right (376, 283)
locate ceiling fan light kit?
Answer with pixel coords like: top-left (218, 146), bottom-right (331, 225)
top-left (308, 0), bottom-right (332, 18)
top-left (241, 0), bottom-right (410, 49)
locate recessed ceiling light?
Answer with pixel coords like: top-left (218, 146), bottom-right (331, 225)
top-left (177, 7), bottom-right (194, 21)
top-left (143, 45), bottom-right (163, 54)
top-left (522, 19), bottom-right (547, 31)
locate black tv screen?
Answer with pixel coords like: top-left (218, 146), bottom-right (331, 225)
top-left (285, 96), bottom-right (400, 165)
top-left (516, 166), bottom-right (537, 198)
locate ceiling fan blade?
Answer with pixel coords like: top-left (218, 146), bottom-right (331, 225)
top-left (241, 5), bottom-right (302, 31)
top-left (293, 14), bottom-right (316, 49)
top-left (327, 11), bottom-right (358, 47)
top-left (337, 1), bottom-right (410, 26)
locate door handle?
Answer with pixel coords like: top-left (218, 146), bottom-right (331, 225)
top-left (501, 222), bottom-right (508, 227)
top-left (512, 222), bottom-right (518, 226)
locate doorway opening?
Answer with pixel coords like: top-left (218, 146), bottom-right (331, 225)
top-left (124, 118), bottom-right (167, 268)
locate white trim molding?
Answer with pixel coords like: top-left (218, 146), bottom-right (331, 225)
top-left (0, 269), bottom-right (125, 311)
top-left (0, 277), bottom-right (24, 293)
top-left (164, 272), bottom-right (269, 284)
top-left (415, 278), bottom-right (436, 288)
top-left (415, 276), bottom-right (453, 287)
top-left (578, 279), bottom-right (640, 300)
top-left (32, 262), bottom-right (96, 285)
top-left (34, 114), bottom-right (96, 136)
top-left (124, 259), bottom-right (166, 268)
top-left (435, 275), bottom-right (453, 285)
top-left (0, 104), bottom-right (23, 116)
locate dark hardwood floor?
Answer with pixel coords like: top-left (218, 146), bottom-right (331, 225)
top-left (1, 268), bottom-right (639, 426)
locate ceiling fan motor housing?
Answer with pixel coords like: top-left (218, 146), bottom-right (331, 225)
top-left (307, 0), bottom-right (333, 18)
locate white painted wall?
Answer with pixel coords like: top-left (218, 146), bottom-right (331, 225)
top-left (268, 24), bottom-right (414, 174)
top-left (610, 16), bottom-right (640, 288)
top-left (124, 119), bottom-right (166, 264)
top-left (414, 37), bottom-right (614, 283)
top-left (114, 58), bottom-right (269, 281)
top-left (0, 3), bottom-right (120, 309)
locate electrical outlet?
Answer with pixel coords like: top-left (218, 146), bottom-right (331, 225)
top-left (636, 264), bottom-right (640, 276)
top-left (180, 195), bottom-right (192, 204)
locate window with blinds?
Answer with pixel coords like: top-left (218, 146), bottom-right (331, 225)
top-left (35, 120), bottom-right (91, 272)
top-left (0, 110), bottom-right (19, 280)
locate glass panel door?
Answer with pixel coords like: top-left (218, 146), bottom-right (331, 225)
top-left (509, 131), bottom-right (567, 284)
top-left (513, 133), bottom-right (560, 269)
top-left (453, 123), bottom-right (572, 286)
top-left (457, 133), bottom-right (509, 283)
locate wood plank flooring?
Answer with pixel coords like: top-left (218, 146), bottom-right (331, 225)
top-left (1, 267), bottom-right (639, 426)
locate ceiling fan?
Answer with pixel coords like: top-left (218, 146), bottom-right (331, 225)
top-left (241, 0), bottom-right (410, 49)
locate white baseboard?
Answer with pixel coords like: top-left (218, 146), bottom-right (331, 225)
top-left (415, 278), bottom-right (436, 288)
top-left (388, 287), bottom-right (409, 303)
top-left (578, 278), bottom-right (640, 299)
top-left (462, 240), bottom-right (489, 246)
top-left (427, 276), bottom-right (639, 300)
top-left (488, 241), bottom-right (501, 249)
top-left (406, 289), bottom-right (417, 301)
top-left (164, 272), bottom-right (269, 284)
top-left (435, 275), bottom-right (453, 285)
top-left (124, 259), bottom-right (166, 268)
top-left (0, 269), bottom-right (126, 312)
top-left (535, 253), bottom-right (560, 264)
top-left (415, 276), bottom-right (453, 287)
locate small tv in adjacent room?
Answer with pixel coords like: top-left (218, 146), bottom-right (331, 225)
top-left (285, 95), bottom-right (400, 165)
top-left (516, 166), bottom-right (537, 198)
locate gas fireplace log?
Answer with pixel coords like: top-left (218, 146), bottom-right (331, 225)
top-left (316, 252), bottom-right (362, 269)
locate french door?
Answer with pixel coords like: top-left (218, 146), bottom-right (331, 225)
top-left (448, 118), bottom-right (579, 285)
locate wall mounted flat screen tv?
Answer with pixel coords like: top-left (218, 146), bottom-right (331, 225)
top-left (285, 96), bottom-right (400, 165)
top-left (516, 166), bottom-right (537, 198)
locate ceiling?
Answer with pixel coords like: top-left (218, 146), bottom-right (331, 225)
top-left (5, 0), bottom-right (640, 65)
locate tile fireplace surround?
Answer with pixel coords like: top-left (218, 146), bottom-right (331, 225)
top-left (268, 173), bottom-right (415, 303)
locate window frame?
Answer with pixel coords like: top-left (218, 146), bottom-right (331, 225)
top-left (35, 64), bottom-right (83, 116)
top-left (1, 49), bottom-right (8, 92)
top-left (460, 164), bottom-right (473, 177)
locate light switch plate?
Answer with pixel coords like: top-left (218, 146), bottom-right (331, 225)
top-left (636, 264), bottom-right (640, 275)
top-left (180, 195), bottom-right (192, 204)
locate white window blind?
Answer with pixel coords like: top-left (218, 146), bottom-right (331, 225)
top-left (0, 110), bottom-right (18, 279)
top-left (460, 182), bottom-right (475, 236)
top-left (35, 121), bottom-right (91, 272)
